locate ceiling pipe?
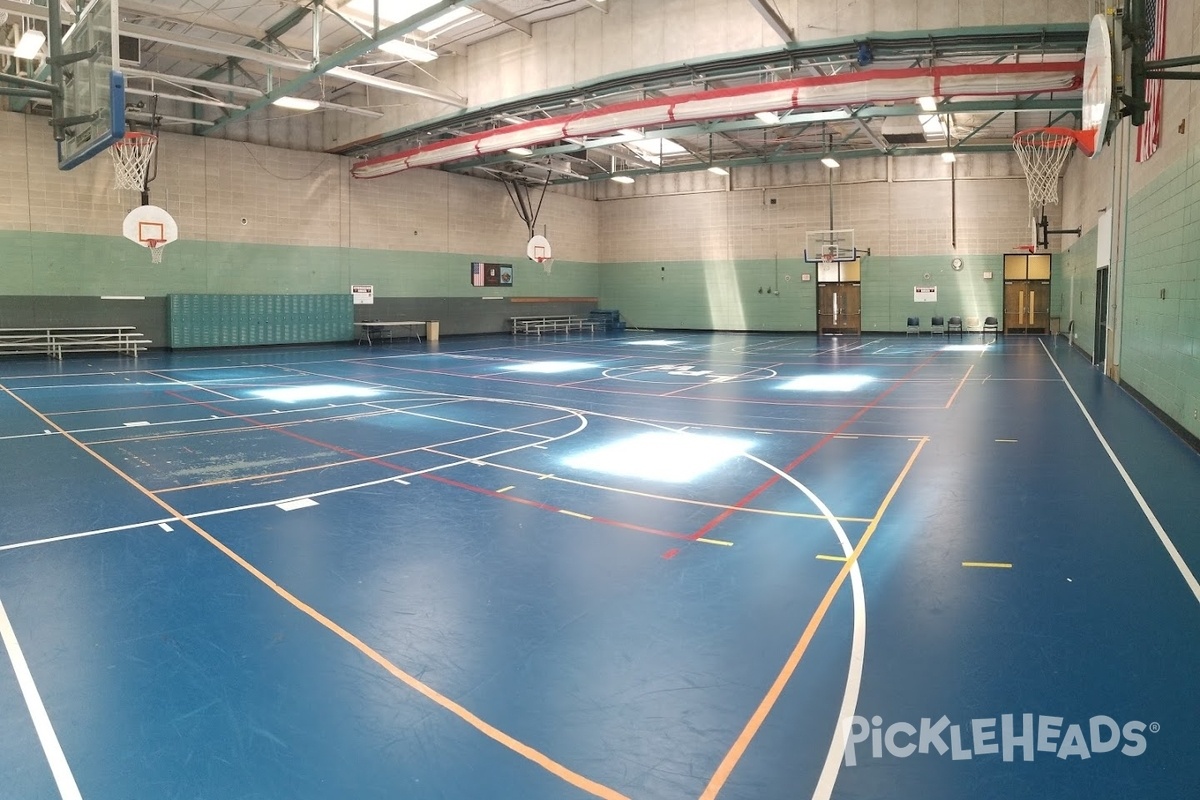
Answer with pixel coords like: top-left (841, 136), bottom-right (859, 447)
top-left (352, 60), bottom-right (1082, 178)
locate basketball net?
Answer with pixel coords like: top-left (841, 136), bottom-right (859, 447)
top-left (1012, 127), bottom-right (1078, 207)
top-left (110, 132), bottom-right (157, 191)
top-left (538, 257), bottom-right (553, 274)
top-left (147, 240), bottom-right (165, 263)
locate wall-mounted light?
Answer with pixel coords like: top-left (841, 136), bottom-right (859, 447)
top-left (14, 30), bottom-right (47, 59)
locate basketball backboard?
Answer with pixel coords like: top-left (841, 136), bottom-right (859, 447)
top-left (804, 230), bottom-right (857, 263)
top-left (56, 0), bottom-right (126, 170)
top-left (1081, 13), bottom-right (1117, 159)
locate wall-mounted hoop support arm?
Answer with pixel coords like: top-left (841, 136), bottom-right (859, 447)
top-left (1037, 213), bottom-right (1082, 251)
top-left (46, 44), bottom-right (100, 68)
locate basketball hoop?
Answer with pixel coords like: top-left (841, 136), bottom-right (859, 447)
top-left (1012, 127), bottom-right (1091, 207)
top-left (110, 132), bottom-right (158, 191)
top-left (147, 240), bottom-right (165, 263)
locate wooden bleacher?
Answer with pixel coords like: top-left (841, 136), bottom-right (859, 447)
top-left (0, 326), bottom-right (152, 360)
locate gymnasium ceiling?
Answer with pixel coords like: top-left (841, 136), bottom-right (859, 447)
top-left (0, 0), bottom-right (1090, 185)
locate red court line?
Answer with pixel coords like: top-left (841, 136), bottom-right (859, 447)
top-left (689, 351), bottom-right (939, 540)
top-left (161, 391), bottom-right (687, 542)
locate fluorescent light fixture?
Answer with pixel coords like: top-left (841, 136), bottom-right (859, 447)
top-left (507, 146), bottom-right (534, 156)
top-left (942, 151), bottom-right (956, 163)
top-left (707, 166), bottom-right (729, 176)
top-left (617, 128), bottom-right (644, 140)
top-left (611, 175), bottom-right (635, 184)
top-left (272, 96), bottom-right (320, 111)
top-left (14, 29), bottom-right (46, 59)
top-left (821, 157), bottom-right (841, 168)
top-left (919, 114), bottom-right (947, 137)
top-left (780, 374), bottom-right (874, 392)
top-left (417, 6), bottom-right (478, 35)
top-left (347, 0), bottom-right (438, 24)
top-left (564, 432), bottom-right (753, 484)
top-left (253, 384), bottom-right (380, 403)
top-left (624, 136), bottom-right (687, 165)
top-left (917, 96), bottom-right (938, 112)
top-left (754, 111), bottom-right (780, 124)
top-left (500, 361), bottom-right (598, 374)
top-left (377, 38), bottom-right (438, 62)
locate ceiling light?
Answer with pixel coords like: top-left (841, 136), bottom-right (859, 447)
top-left (14, 29), bottom-right (46, 60)
top-left (821, 157), bottom-right (840, 168)
top-left (507, 146), bottom-right (533, 156)
top-left (617, 128), bottom-right (644, 140)
top-left (707, 166), bottom-right (729, 176)
top-left (272, 96), bottom-right (320, 111)
top-left (754, 111), bottom-right (780, 124)
top-left (610, 175), bottom-right (635, 184)
top-left (377, 38), bottom-right (438, 62)
top-left (942, 151), bottom-right (956, 163)
top-left (917, 96), bottom-right (938, 112)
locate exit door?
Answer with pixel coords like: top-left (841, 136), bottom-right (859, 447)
top-left (816, 260), bottom-right (862, 335)
top-left (1002, 253), bottom-right (1051, 334)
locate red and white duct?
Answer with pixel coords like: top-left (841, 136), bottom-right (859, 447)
top-left (351, 61), bottom-right (1083, 179)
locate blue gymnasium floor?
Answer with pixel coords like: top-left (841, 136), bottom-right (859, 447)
top-left (0, 331), bottom-right (1197, 800)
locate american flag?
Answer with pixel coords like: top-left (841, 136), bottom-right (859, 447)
top-left (1137, 0), bottom-right (1167, 162)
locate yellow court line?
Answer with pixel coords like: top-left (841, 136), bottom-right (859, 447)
top-left (696, 538), bottom-right (734, 547)
top-left (962, 561), bottom-right (1013, 569)
top-left (814, 554), bottom-right (848, 562)
top-left (0, 383), bottom-right (629, 800)
top-left (558, 510), bottom-right (593, 520)
top-left (944, 364), bottom-right (975, 409)
top-left (699, 436), bottom-right (928, 800)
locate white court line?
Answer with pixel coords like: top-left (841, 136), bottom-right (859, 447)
top-left (0, 597), bottom-right (83, 800)
top-left (143, 369), bottom-right (240, 401)
top-left (1040, 340), bottom-right (1200, 604)
top-left (737, 452), bottom-right (866, 800)
top-left (159, 523), bottom-right (173, 532)
top-left (277, 498), bottom-right (318, 511)
top-left (0, 518), bottom-right (178, 552)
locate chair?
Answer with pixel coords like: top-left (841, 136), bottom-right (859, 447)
top-left (906, 316), bottom-right (920, 336)
top-left (930, 316), bottom-right (946, 335)
top-left (946, 316), bottom-right (964, 337)
top-left (982, 316), bottom-right (999, 342)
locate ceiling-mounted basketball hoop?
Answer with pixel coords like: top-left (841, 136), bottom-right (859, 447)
top-left (123, 205), bottom-right (178, 264)
top-left (1012, 127), bottom-right (1082, 207)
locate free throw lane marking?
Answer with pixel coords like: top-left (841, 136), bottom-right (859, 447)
top-left (0, 597), bottom-right (82, 800)
top-left (962, 561), bottom-right (1013, 569)
top-left (277, 497), bottom-right (318, 511)
top-left (1040, 341), bottom-right (1200, 605)
top-left (0, 382), bottom-right (629, 800)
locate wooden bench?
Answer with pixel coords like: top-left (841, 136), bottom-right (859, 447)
top-left (0, 327), bottom-right (152, 360)
top-left (511, 316), bottom-right (601, 335)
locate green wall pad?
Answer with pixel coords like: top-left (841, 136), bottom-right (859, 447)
top-left (168, 294), bottom-right (353, 348)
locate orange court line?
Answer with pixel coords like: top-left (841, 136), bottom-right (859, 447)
top-left (0, 382), bottom-right (630, 800)
top-left (697, 436), bottom-right (928, 800)
top-left (944, 364), bottom-right (975, 409)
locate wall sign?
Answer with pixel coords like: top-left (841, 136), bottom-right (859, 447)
top-left (471, 262), bottom-right (513, 287)
top-left (914, 286), bottom-right (938, 302)
top-left (351, 285), bottom-right (374, 305)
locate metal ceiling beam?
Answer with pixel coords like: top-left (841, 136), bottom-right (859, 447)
top-left (123, 68), bottom-right (266, 98)
top-left (0, 0), bottom-right (73, 22)
top-left (120, 0), bottom-right (267, 42)
top-left (473, 0), bottom-right (531, 36)
top-left (746, 0), bottom-right (795, 43)
top-left (202, 0), bottom-right (475, 134)
top-left (121, 21), bottom-right (463, 108)
top-left (579, 0), bottom-right (610, 13)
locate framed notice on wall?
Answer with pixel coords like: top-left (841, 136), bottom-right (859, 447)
top-left (914, 286), bottom-right (938, 302)
top-left (471, 262), bottom-right (513, 287)
top-left (351, 285), bottom-right (374, 304)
